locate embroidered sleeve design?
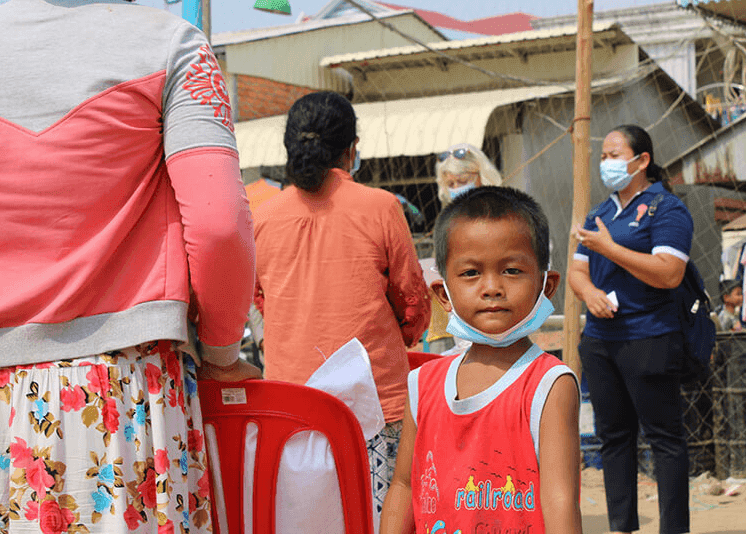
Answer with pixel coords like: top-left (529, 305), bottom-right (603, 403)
top-left (182, 45), bottom-right (234, 132)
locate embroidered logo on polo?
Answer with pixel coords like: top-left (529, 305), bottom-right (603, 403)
top-left (183, 45), bottom-right (234, 132)
top-left (629, 203), bottom-right (648, 227)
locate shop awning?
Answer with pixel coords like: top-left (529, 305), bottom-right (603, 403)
top-left (234, 84), bottom-right (574, 169)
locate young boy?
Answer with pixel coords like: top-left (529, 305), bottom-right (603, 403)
top-left (380, 187), bottom-right (581, 534)
top-left (718, 279), bottom-right (743, 331)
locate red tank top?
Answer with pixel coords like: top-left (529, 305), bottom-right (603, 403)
top-left (410, 344), bottom-right (573, 534)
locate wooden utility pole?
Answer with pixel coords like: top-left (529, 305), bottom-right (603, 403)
top-left (562, 0), bottom-right (594, 379)
top-left (201, 0), bottom-right (211, 43)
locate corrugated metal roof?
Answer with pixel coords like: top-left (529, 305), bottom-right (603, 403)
top-left (320, 21), bottom-right (624, 67)
top-left (212, 10), bottom-right (444, 47)
top-left (376, 3), bottom-right (537, 36)
top-left (680, 0), bottom-right (733, 5)
top-left (234, 84), bottom-right (578, 169)
top-left (677, 0), bottom-right (746, 22)
top-left (235, 115), bottom-right (287, 169)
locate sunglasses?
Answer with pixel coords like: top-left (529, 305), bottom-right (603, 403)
top-left (436, 148), bottom-right (469, 162)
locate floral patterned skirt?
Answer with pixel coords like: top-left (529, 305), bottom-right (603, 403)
top-left (0, 341), bottom-right (212, 534)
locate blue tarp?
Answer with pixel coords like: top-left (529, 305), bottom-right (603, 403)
top-left (181, 0), bottom-right (203, 29)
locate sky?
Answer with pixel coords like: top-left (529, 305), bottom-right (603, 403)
top-left (138, 0), bottom-right (675, 34)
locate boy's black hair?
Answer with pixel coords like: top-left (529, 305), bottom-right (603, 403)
top-left (719, 279), bottom-right (742, 302)
top-left (433, 186), bottom-right (550, 277)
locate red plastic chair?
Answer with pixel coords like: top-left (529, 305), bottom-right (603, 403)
top-left (199, 379), bottom-right (374, 534)
top-left (407, 351), bottom-right (443, 370)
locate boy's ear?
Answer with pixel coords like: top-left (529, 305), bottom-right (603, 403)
top-left (543, 270), bottom-right (561, 300)
top-left (430, 279), bottom-right (452, 312)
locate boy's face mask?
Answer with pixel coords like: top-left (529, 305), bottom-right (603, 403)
top-left (443, 272), bottom-right (554, 348)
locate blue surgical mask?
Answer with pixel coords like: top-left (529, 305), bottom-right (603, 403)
top-left (600, 155), bottom-right (639, 191)
top-left (350, 148), bottom-right (361, 176)
top-left (448, 182), bottom-right (476, 200)
top-left (444, 273), bottom-right (555, 348)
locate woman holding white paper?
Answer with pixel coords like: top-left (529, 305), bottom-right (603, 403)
top-left (568, 125), bottom-right (694, 534)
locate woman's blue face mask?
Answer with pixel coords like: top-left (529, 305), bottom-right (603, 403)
top-left (448, 182), bottom-right (476, 200)
top-left (350, 148), bottom-right (361, 176)
top-left (600, 155), bottom-right (639, 191)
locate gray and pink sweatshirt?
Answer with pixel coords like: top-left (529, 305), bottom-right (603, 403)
top-left (0, 0), bottom-right (255, 366)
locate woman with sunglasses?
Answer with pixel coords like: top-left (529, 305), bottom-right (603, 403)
top-left (426, 144), bottom-right (503, 354)
top-left (435, 143), bottom-right (502, 206)
top-left (252, 91), bottom-right (431, 523)
top-left (568, 125), bottom-right (693, 534)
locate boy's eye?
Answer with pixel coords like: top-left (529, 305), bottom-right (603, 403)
top-left (504, 268), bottom-right (522, 275)
top-left (460, 269), bottom-right (479, 277)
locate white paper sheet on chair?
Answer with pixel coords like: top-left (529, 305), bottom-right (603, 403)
top-left (304, 337), bottom-right (385, 440)
top-left (215, 337), bottom-right (383, 534)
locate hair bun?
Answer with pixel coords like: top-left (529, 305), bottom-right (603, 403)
top-left (649, 162), bottom-right (663, 180)
top-left (300, 131), bottom-right (320, 141)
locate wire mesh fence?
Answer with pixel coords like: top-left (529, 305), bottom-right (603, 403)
top-left (237, 2), bottom-right (746, 479)
top-left (581, 332), bottom-right (746, 479)
top-left (338, 6), bottom-right (746, 479)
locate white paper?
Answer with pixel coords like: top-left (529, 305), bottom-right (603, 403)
top-left (606, 290), bottom-right (619, 309)
top-left (271, 338), bottom-right (383, 534)
top-left (304, 337), bottom-right (385, 440)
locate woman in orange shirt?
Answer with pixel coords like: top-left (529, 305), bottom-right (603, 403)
top-left (252, 91), bottom-right (431, 521)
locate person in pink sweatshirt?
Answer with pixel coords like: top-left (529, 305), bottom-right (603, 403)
top-left (0, 0), bottom-right (259, 531)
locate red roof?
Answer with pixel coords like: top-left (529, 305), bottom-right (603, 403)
top-left (377, 2), bottom-right (537, 36)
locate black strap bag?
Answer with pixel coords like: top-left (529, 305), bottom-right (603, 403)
top-left (649, 193), bottom-right (716, 383)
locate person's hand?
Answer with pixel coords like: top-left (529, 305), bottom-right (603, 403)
top-left (198, 358), bottom-right (263, 382)
top-left (582, 286), bottom-right (617, 319)
top-left (574, 217), bottom-right (616, 257)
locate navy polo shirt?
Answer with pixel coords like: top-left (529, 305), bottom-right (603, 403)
top-left (574, 182), bottom-right (693, 341)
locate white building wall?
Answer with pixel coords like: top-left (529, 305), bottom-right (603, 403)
top-left (643, 41), bottom-right (697, 97)
top-left (532, 3), bottom-right (718, 98)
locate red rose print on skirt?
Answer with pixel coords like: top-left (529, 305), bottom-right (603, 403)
top-left (27, 457), bottom-right (55, 498)
top-left (60, 385), bottom-right (86, 412)
top-left (39, 499), bottom-right (76, 534)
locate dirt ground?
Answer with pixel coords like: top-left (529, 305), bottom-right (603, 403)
top-left (580, 468), bottom-right (746, 533)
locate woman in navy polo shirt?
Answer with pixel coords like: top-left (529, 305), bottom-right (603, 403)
top-left (568, 125), bottom-right (693, 534)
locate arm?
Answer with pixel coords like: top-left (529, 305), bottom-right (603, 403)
top-left (568, 259), bottom-right (616, 319)
top-left (161, 26), bottom-right (256, 374)
top-left (384, 202), bottom-right (431, 347)
top-left (166, 148), bottom-right (257, 374)
top-left (539, 374), bottom-right (582, 534)
top-left (576, 217), bottom-right (686, 289)
top-left (380, 394), bottom-right (416, 534)
top-left (253, 280), bottom-right (265, 316)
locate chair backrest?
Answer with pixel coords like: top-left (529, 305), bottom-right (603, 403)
top-left (407, 351), bottom-right (443, 370)
top-left (198, 379), bottom-right (374, 534)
